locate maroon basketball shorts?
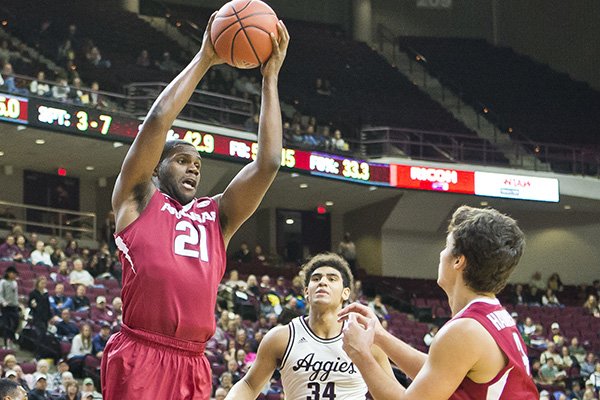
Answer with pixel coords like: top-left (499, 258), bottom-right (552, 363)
top-left (101, 324), bottom-right (212, 400)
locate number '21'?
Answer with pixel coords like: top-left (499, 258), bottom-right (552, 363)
top-left (174, 220), bottom-right (208, 261)
top-left (307, 382), bottom-right (336, 400)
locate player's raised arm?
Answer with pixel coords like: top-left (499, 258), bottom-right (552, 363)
top-left (112, 13), bottom-right (223, 231)
top-left (215, 21), bottom-right (290, 245)
top-left (225, 325), bottom-right (289, 400)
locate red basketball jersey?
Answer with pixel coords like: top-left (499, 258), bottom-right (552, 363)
top-left (448, 298), bottom-right (538, 400)
top-left (114, 190), bottom-right (226, 342)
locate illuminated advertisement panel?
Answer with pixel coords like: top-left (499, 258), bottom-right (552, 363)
top-left (390, 164), bottom-right (475, 194)
top-left (475, 171), bottom-right (559, 202)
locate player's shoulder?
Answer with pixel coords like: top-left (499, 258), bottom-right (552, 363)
top-left (258, 324), bottom-right (290, 359)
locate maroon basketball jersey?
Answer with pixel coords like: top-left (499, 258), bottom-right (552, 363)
top-left (448, 298), bottom-right (538, 400)
top-left (115, 190), bottom-right (226, 342)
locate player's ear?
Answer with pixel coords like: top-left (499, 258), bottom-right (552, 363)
top-left (152, 164), bottom-right (160, 177)
top-left (304, 286), bottom-right (309, 300)
top-left (341, 287), bottom-right (350, 302)
top-left (454, 254), bottom-right (467, 271)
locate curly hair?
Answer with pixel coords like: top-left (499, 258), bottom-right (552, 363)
top-left (448, 206), bottom-right (525, 294)
top-left (301, 252), bottom-right (354, 290)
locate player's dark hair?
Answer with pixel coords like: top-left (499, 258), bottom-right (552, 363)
top-left (448, 206), bottom-right (525, 294)
top-left (159, 139), bottom-right (198, 164)
top-left (0, 378), bottom-right (20, 398)
top-left (301, 253), bottom-right (354, 290)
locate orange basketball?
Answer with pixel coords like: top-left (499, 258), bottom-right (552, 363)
top-left (210, 0), bottom-right (279, 69)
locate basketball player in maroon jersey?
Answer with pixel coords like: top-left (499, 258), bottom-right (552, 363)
top-left (339, 206), bottom-right (539, 399)
top-left (101, 13), bottom-right (289, 400)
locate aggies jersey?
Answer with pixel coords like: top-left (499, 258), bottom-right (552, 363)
top-left (449, 298), bottom-right (539, 400)
top-left (279, 317), bottom-right (368, 400)
top-left (115, 190), bottom-right (226, 342)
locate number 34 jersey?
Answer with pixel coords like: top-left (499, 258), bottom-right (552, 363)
top-left (280, 317), bottom-right (368, 400)
top-left (114, 190), bottom-right (226, 342)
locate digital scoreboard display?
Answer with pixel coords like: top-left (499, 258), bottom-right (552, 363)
top-left (1, 94), bottom-right (559, 202)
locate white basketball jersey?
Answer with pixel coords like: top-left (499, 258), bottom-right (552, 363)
top-left (279, 317), bottom-right (368, 400)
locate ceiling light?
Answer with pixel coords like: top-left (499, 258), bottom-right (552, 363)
top-left (285, 218), bottom-right (294, 225)
top-left (299, 183), bottom-right (308, 189)
top-left (16, 125), bottom-right (26, 131)
top-left (113, 142), bottom-right (124, 148)
top-left (290, 172), bottom-right (299, 178)
top-left (563, 205), bottom-right (571, 210)
top-left (0, 151), bottom-right (4, 156)
top-left (325, 201), bottom-right (334, 206)
top-left (85, 166), bottom-right (95, 171)
top-left (368, 186), bottom-right (377, 191)
top-left (35, 139), bottom-right (45, 145)
top-left (480, 201), bottom-right (489, 206)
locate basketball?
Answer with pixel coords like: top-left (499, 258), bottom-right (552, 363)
top-left (210, 0), bottom-right (279, 69)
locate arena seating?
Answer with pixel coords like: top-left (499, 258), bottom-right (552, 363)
top-left (397, 36), bottom-right (600, 148)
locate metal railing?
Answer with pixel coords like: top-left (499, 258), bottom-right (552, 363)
top-left (360, 127), bottom-right (600, 176)
top-left (0, 200), bottom-right (96, 241)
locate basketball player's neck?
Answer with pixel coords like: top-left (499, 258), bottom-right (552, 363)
top-left (308, 307), bottom-right (344, 339)
top-left (447, 286), bottom-right (496, 317)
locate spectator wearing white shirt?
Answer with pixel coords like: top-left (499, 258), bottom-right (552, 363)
top-left (31, 240), bottom-right (53, 266)
top-left (69, 258), bottom-right (94, 287)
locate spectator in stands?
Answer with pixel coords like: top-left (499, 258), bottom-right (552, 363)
top-left (67, 323), bottom-right (92, 371)
top-left (71, 285), bottom-right (90, 312)
top-left (1, 64), bottom-right (27, 95)
top-left (244, 113), bottom-right (259, 132)
top-left (51, 78), bottom-right (70, 102)
top-left (0, 375), bottom-right (28, 398)
top-left (68, 77), bottom-right (87, 105)
top-left (233, 243), bottom-right (252, 263)
top-left (91, 296), bottom-right (114, 323)
top-left (277, 297), bottom-right (301, 325)
top-left (589, 362), bottom-right (600, 392)
top-left (529, 271), bottom-right (545, 291)
top-left (581, 353), bottom-right (597, 380)
top-left (0, 236), bottom-right (23, 262)
top-left (49, 283), bottom-right (73, 315)
top-left (541, 342), bottom-right (564, 367)
top-left (351, 279), bottom-right (363, 302)
top-left (547, 273), bottom-right (564, 292)
top-left (30, 241), bottom-right (52, 267)
top-left (423, 325), bottom-right (438, 347)
top-left (28, 373), bottom-right (51, 400)
top-left (57, 40), bottom-right (76, 65)
top-left (244, 275), bottom-right (260, 298)
top-left (0, 40), bottom-right (10, 64)
top-left (110, 297), bottom-right (122, 324)
top-left (583, 294), bottom-right (600, 317)
top-left (14, 236), bottom-right (29, 262)
top-left (0, 265), bottom-right (20, 349)
top-left (331, 129), bottom-right (348, 152)
top-left (50, 361), bottom-right (69, 395)
top-left (529, 324), bottom-right (547, 350)
top-left (88, 82), bottom-right (107, 109)
top-left (81, 377), bottom-right (101, 399)
top-left (30, 71), bottom-right (51, 97)
top-left (542, 288), bottom-right (562, 307)
top-left (560, 346), bottom-right (576, 371)
top-left (548, 322), bottom-right (566, 346)
top-left (50, 248), bottom-right (66, 267)
top-left (34, 361), bottom-right (53, 392)
top-left (55, 309), bottom-right (79, 342)
top-left (509, 284), bottom-right (526, 305)
top-left (86, 46), bottom-right (111, 68)
top-left (156, 51), bottom-right (181, 73)
top-left (522, 316), bottom-right (536, 337)
top-left (53, 261), bottom-right (70, 285)
top-left (569, 337), bottom-right (586, 363)
top-left (315, 78), bottom-right (331, 96)
top-left (136, 49), bottom-right (152, 68)
top-left (69, 258), bottom-right (94, 287)
top-left (567, 381), bottom-right (584, 400)
top-left (369, 294), bottom-right (390, 320)
top-left (28, 276), bottom-right (52, 333)
top-left (92, 322), bottom-right (112, 359)
top-left (59, 380), bottom-right (79, 400)
top-left (525, 285), bottom-right (542, 306)
top-left (539, 357), bottom-right (566, 386)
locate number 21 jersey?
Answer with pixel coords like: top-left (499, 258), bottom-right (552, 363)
top-left (280, 316), bottom-right (368, 400)
top-left (115, 190), bottom-right (226, 342)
